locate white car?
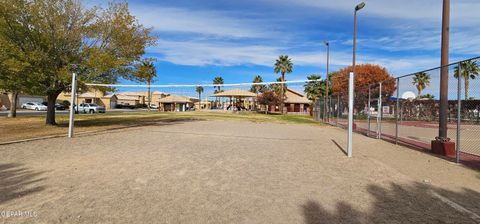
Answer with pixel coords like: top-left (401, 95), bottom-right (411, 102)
top-left (75, 103), bottom-right (106, 114)
top-left (149, 104), bottom-right (159, 109)
top-left (21, 102), bottom-right (47, 111)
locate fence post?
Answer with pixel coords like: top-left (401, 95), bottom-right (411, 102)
top-left (395, 78), bottom-right (400, 144)
top-left (367, 85), bottom-right (371, 137)
top-left (337, 95), bottom-right (340, 127)
top-left (377, 82), bottom-right (382, 139)
top-left (456, 62), bottom-right (462, 163)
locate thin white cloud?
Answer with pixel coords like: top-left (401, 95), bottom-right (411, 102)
top-left (129, 5), bottom-right (277, 39)
top-left (149, 39), bottom-right (445, 77)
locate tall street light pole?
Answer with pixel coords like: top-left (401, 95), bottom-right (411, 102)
top-left (439, 0), bottom-right (450, 139)
top-left (347, 2), bottom-right (365, 158)
top-left (324, 41), bottom-right (330, 122)
top-left (432, 0), bottom-right (454, 156)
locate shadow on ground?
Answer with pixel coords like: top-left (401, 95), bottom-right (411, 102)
top-left (0, 163), bottom-right (46, 204)
top-left (302, 182), bottom-right (480, 224)
top-left (330, 139), bottom-right (347, 156)
top-left (57, 117), bottom-right (200, 128)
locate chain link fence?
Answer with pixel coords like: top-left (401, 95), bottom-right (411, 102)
top-left (313, 56), bottom-right (480, 168)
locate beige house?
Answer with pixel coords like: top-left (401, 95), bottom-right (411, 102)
top-left (194, 100), bottom-right (212, 110)
top-left (116, 94), bottom-right (140, 106)
top-left (0, 92), bottom-right (46, 109)
top-left (58, 91), bottom-right (117, 109)
top-left (116, 91), bottom-right (168, 106)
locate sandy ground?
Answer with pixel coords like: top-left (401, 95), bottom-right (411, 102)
top-left (0, 120), bottom-right (479, 224)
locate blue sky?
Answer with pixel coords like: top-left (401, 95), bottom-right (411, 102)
top-left (87, 0), bottom-right (480, 86)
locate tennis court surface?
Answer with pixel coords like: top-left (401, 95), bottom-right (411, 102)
top-left (1, 120), bottom-right (479, 223)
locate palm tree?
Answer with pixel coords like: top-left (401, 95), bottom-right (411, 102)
top-left (136, 59), bottom-right (157, 111)
top-left (412, 72), bottom-right (430, 98)
top-left (274, 55), bottom-right (293, 114)
top-left (250, 75), bottom-right (266, 111)
top-left (250, 75), bottom-right (266, 94)
top-left (454, 60), bottom-right (480, 99)
top-left (196, 86), bottom-right (204, 110)
top-left (304, 75), bottom-right (325, 100)
top-left (213, 76), bottom-right (224, 108)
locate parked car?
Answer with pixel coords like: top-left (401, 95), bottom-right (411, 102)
top-left (21, 102), bottom-right (47, 111)
top-left (148, 104), bottom-right (159, 109)
top-left (115, 103), bottom-right (136, 109)
top-left (75, 103), bottom-right (106, 114)
top-left (41, 102), bottom-right (66, 110)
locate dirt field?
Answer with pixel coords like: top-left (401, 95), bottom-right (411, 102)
top-left (1, 120), bottom-right (480, 223)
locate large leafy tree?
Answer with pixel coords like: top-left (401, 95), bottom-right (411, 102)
top-left (0, 0), bottom-right (43, 118)
top-left (454, 60), bottom-right (480, 99)
top-left (331, 64), bottom-right (395, 111)
top-left (0, 0), bottom-right (156, 125)
top-left (257, 90), bottom-right (280, 114)
top-left (274, 55), bottom-right (293, 114)
top-left (303, 75), bottom-right (325, 101)
top-left (412, 72), bottom-right (430, 98)
top-left (135, 59), bottom-right (156, 110)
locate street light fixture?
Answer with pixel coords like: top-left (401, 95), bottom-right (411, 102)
top-left (353, 2), bottom-right (365, 76)
top-left (355, 2), bottom-right (366, 11)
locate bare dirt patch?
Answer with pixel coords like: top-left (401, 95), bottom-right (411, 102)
top-left (0, 120), bottom-right (479, 223)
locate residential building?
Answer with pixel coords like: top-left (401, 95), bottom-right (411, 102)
top-left (116, 91), bottom-right (168, 107)
top-left (58, 91), bottom-right (117, 109)
top-left (0, 92), bottom-right (46, 109)
top-left (269, 88), bottom-right (311, 114)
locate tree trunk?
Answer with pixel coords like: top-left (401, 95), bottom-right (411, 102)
top-left (147, 79), bottom-right (151, 111)
top-left (7, 92), bottom-right (18, 118)
top-left (198, 93), bottom-right (201, 110)
top-left (46, 92), bottom-right (61, 125)
top-left (465, 78), bottom-right (469, 100)
top-left (281, 72), bottom-right (285, 114)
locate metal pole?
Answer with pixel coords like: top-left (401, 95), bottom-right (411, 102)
top-left (352, 10), bottom-right (357, 81)
top-left (438, 0), bottom-right (450, 139)
top-left (367, 85), bottom-right (371, 137)
top-left (329, 95), bottom-right (332, 124)
top-left (377, 82), bottom-right (382, 139)
top-left (336, 95), bottom-right (340, 126)
top-left (325, 41), bottom-right (330, 122)
top-left (395, 78), bottom-right (400, 144)
top-left (68, 72), bottom-right (77, 138)
top-left (347, 72), bottom-right (354, 157)
top-left (456, 62), bottom-right (462, 163)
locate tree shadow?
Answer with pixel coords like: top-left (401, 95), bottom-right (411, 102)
top-left (0, 163), bottom-right (46, 204)
top-left (302, 182), bottom-right (480, 223)
top-left (331, 139), bottom-right (347, 156)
